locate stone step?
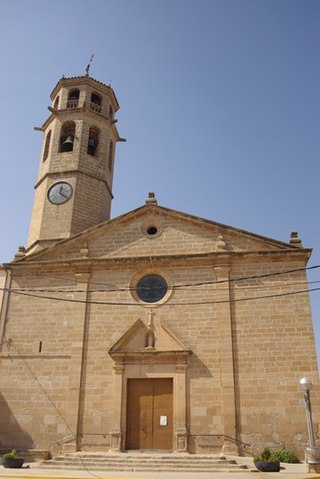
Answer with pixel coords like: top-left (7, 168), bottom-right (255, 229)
top-left (44, 455), bottom-right (236, 464)
top-left (51, 457), bottom-right (235, 464)
top-left (42, 461), bottom-right (243, 467)
top-left (40, 465), bottom-right (247, 473)
top-left (39, 454), bottom-right (248, 472)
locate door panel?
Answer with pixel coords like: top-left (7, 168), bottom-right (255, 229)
top-left (139, 382), bottom-right (153, 449)
top-left (126, 378), bottom-right (173, 450)
top-left (153, 379), bottom-right (173, 449)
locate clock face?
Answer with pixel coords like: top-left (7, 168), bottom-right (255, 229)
top-left (48, 182), bottom-right (73, 205)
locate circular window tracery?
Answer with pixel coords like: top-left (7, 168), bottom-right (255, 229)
top-left (136, 274), bottom-right (168, 303)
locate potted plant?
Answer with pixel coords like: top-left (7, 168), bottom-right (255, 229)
top-left (270, 448), bottom-right (299, 464)
top-left (2, 449), bottom-right (24, 468)
top-left (253, 447), bottom-right (280, 472)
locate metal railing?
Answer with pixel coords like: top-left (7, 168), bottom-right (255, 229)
top-left (191, 434), bottom-right (253, 453)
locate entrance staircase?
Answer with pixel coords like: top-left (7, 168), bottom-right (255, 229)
top-left (38, 452), bottom-right (250, 473)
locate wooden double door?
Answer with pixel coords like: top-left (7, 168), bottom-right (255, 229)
top-left (126, 378), bottom-right (173, 450)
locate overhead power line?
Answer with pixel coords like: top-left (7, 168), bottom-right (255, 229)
top-left (3, 286), bottom-right (320, 307)
top-left (4, 264), bottom-right (320, 292)
top-left (0, 264), bottom-right (318, 307)
top-left (4, 279), bottom-right (320, 294)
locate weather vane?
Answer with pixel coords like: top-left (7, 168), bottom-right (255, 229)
top-left (85, 53), bottom-right (95, 76)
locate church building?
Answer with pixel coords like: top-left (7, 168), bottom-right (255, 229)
top-left (0, 74), bottom-right (319, 458)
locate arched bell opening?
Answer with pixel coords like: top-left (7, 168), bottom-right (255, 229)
top-left (87, 127), bottom-right (99, 156)
top-left (53, 96), bottom-right (59, 110)
top-left (59, 121), bottom-right (76, 153)
top-left (90, 92), bottom-right (102, 113)
top-left (108, 141), bottom-right (114, 170)
top-left (42, 130), bottom-right (52, 162)
top-left (67, 89), bottom-right (80, 109)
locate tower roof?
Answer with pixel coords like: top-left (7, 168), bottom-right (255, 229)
top-left (50, 75), bottom-right (120, 110)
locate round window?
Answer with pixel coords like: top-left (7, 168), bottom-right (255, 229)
top-left (136, 274), bottom-right (168, 303)
top-left (141, 221), bottom-right (162, 238)
top-left (147, 226), bottom-right (158, 236)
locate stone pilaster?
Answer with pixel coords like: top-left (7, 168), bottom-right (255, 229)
top-left (214, 266), bottom-right (238, 455)
top-left (0, 269), bottom-right (12, 351)
top-left (175, 361), bottom-right (188, 452)
top-left (64, 272), bottom-right (90, 453)
top-left (109, 362), bottom-right (125, 451)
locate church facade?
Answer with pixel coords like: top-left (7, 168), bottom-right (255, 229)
top-left (0, 75), bottom-right (319, 457)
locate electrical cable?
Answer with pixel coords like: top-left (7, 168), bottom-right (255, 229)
top-left (3, 279), bottom-right (320, 294)
top-left (2, 338), bottom-right (106, 479)
top-left (3, 337), bottom-right (75, 435)
top-left (4, 285), bottom-right (320, 307)
top-left (3, 264), bottom-right (320, 293)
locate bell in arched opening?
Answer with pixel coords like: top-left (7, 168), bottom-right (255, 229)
top-left (61, 135), bottom-right (74, 152)
top-left (87, 137), bottom-right (98, 156)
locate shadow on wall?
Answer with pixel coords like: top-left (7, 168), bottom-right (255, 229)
top-left (188, 353), bottom-right (213, 379)
top-left (0, 393), bottom-right (34, 449)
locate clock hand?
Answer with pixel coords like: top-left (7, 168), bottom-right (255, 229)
top-left (59, 187), bottom-right (68, 199)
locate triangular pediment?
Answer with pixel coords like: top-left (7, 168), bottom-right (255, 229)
top-left (14, 202), bottom-right (307, 265)
top-left (108, 317), bottom-right (190, 357)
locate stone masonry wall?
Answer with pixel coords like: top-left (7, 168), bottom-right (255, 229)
top-left (1, 223), bottom-right (319, 456)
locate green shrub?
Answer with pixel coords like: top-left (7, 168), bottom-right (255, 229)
top-left (2, 449), bottom-right (17, 460)
top-left (254, 447), bottom-right (299, 464)
top-left (254, 447), bottom-right (280, 464)
top-left (271, 449), bottom-right (299, 463)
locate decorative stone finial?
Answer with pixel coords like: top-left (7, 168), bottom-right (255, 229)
top-left (217, 234), bottom-right (226, 251)
top-left (14, 245), bottom-right (26, 259)
top-left (290, 231), bottom-right (302, 247)
top-left (146, 192), bottom-right (157, 205)
top-left (80, 242), bottom-right (89, 258)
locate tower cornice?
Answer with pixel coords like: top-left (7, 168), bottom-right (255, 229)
top-left (33, 170), bottom-right (114, 199)
top-left (41, 106), bottom-right (123, 142)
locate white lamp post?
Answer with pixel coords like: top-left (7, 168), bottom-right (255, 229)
top-left (299, 377), bottom-right (320, 465)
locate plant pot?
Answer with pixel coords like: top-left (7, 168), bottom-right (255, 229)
top-left (254, 461), bottom-right (280, 472)
top-left (3, 458), bottom-right (24, 468)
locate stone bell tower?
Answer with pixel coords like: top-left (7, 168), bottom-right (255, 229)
top-left (27, 75), bottom-right (124, 254)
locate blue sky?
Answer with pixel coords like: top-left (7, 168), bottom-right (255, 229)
top-left (0, 0), bottom-right (319, 368)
